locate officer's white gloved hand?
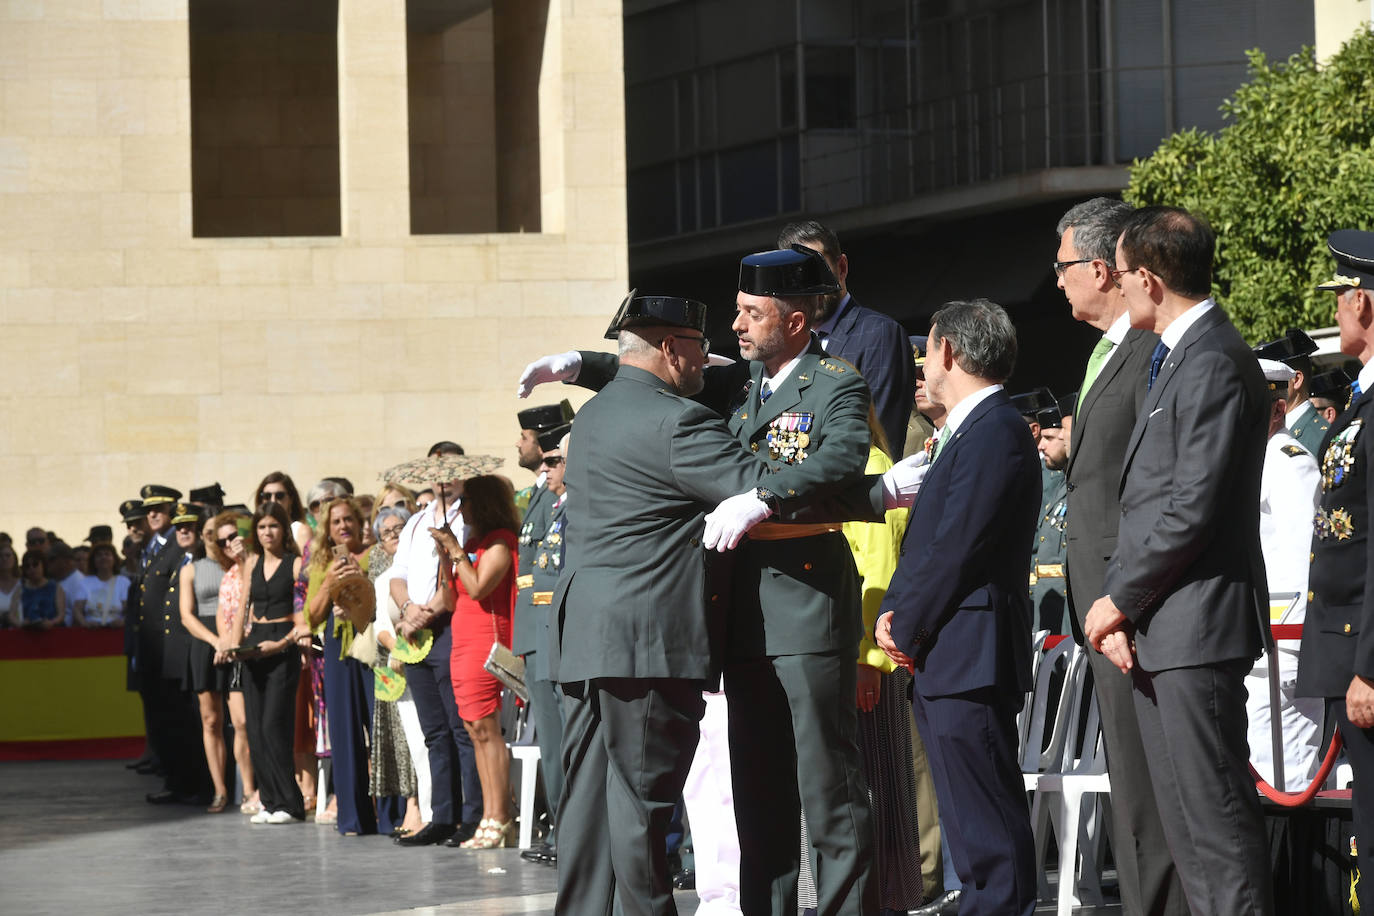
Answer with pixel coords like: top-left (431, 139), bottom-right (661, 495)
top-left (881, 452), bottom-right (929, 509)
top-left (702, 491), bottom-right (774, 552)
top-left (706, 354), bottom-right (736, 367)
top-left (516, 351), bottom-right (583, 398)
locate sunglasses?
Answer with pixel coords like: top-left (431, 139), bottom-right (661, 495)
top-left (216, 534), bottom-right (240, 548)
top-left (260, 491), bottom-right (290, 503)
top-left (541, 456), bottom-right (565, 467)
top-left (175, 522), bottom-right (198, 532)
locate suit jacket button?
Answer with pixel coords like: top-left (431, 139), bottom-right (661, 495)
top-left (751, 442), bottom-right (759, 452)
top-left (1309, 590), bottom-right (1315, 602)
top-left (1345, 623), bottom-right (1353, 634)
top-left (1310, 553), bottom-right (1315, 562)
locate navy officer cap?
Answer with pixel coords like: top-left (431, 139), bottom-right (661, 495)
top-left (603, 288), bottom-right (708, 339)
top-left (1310, 366), bottom-right (1354, 403)
top-left (171, 502), bottom-right (204, 526)
top-left (909, 335), bottom-right (929, 368)
top-left (739, 245), bottom-right (840, 298)
top-left (1317, 230), bottom-right (1374, 291)
top-left (518, 399), bottom-right (575, 432)
top-left (141, 484), bottom-right (182, 507)
top-left (1253, 328), bottom-right (1318, 365)
top-left (537, 423), bottom-right (571, 452)
top-left (120, 499), bottom-right (147, 523)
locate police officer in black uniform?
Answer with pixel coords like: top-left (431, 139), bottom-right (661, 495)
top-left (1255, 328), bottom-right (1328, 455)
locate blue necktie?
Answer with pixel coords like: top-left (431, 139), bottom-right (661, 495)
top-left (1147, 341), bottom-right (1171, 391)
top-left (760, 381), bottom-right (773, 403)
top-left (1354, 379), bottom-right (1363, 398)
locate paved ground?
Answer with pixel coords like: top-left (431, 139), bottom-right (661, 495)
top-left (0, 759), bottom-right (1119, 915)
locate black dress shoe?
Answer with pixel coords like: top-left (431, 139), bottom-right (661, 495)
top-left (521, 841), bottom-right (556, 864)
top-left (396, 823), bottom-right (456, 847)
top-left (910, 889), bottom-right (961, 916)
top-left (672, 868), bottom-right (695, 890)
top-left (145, 790), bottom-right (192, 805)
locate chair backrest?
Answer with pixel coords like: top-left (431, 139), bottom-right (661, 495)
top-left (1020, 638), bottom-right (1075, 772)
top-left (1018, 630), bottom-right (1052, 753)
top-left (1060, 663), bottom-right (1108, 776)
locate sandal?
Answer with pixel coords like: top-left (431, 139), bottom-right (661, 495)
top-left (460, 817), bottom-right (515, 849)
top-left (240, 794), bottom-right (262, 816)
top-left (206, 794), bottom-right (228, 814)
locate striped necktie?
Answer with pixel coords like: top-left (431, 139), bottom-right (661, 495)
top-left (760, 381), bottom-right (773, 403)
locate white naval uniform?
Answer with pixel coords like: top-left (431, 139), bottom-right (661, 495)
top-left (1246, 430), bottom-right (1323, 787)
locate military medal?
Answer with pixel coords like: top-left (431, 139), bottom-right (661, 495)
top-left (537, 553), bottom-right (549, 569)
top-left (1322, 419), bottom-right (1363, 491)
top-left (1315, 507), bottom-right (1357, 541)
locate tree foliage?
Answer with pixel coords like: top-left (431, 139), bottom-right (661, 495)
top-left (1126, 27), bottom-right (1374, 342)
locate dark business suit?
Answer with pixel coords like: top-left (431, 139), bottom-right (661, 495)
top-left (552, 364), bottom-right (830, 916)
top-left (820, 293), bottom-right (916, 456)
top-left (1064, 326), bottom-right (1188, 916)
top-left (1104, 305), bottom-right (1273, 916)
top-left (1297, 379), bottom-right (1374, 909)
top-left (880, 388), bottom-right (1040, 916)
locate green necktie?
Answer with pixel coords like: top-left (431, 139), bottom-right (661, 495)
top-left (932, 425), bottom-right (951, 461)
top-left (1076, 336), bottom-right (1115, 413)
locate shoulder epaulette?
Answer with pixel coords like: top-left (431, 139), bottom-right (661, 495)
top-left (1280, 444), bottom-right (1307, 457)
top-left (817, 357), bottom-right (854, 375)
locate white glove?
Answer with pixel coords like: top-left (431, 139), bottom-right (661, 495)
top-left (516, 350), bottom-right (583, 398)
top-left (881, 451), bottom-right (929, 509)
top-left (706, 353), bottom-right (737, 368)
top-left (702, 491), bottom-right (774, 552)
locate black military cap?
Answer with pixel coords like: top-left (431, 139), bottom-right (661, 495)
top-left (517, 399), bottom-right (576, 432)
top-left (120, 499), bottom-right (147, 523)
top-left (189, 483), bottom-right (225, 506)
top-left (1253, 328), bottom-right (1318, 365)
top-left (140, 484), bottom-right (182, 507)
top-left (85, 525), bottom-right (113, 544)
top-left (1317, 229), bottom-right (1374, 291)
top-left (738, 246), bottom-right (840, 298)
top-left (603, 289), bottom-right (708, 339)
top-left (909, 335), bottom-right (928, 368)
top-left (538, 423), bottom-right (571, 452)
top-left (1057, 392), bottom-right (1078, 419)
top-left (221, 504), bottom-right (252, 517)
top-left (171, 503), bottom-right (203, 526)
top-left (1011, 387), bottom-right (1062, 429)
top-left (1310, 366), bottom-right (1354, 403)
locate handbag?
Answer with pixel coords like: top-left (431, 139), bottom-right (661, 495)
top-left (348, 620), bottom-right (378, 666)
top-left (484, 640), bottom-right (528, 703)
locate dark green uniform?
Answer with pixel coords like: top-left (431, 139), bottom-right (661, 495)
top-left (1029, 464), bottom-right (1070, 634)
top-left (1289, 401), bottom-right (1330, 457)
top-left (512, 482), bottom-right (566, 841)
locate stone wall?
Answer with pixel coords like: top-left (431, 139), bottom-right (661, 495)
top-left (0, 0), bottom-right (626, 544)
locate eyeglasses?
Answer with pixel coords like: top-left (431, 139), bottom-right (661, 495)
top-left (670, 333), bottom-right (710, 355)
top-left (1052, 258), bottom-right (1094, 277)
top-left (541, 455), bottom-right (565, 467)
top-left (1108, 266), bottom-right (1134, 289)
top-left (379, 527), bottom-right (403, 541)
top-left (383, 500), bottom-right (407, 510)
top-left (260, 490), bottom-right (290, 503)
top-left (309, 500), bottom-right (322, 512)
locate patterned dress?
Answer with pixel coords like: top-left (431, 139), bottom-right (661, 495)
top-left (366, 544), bottom-right (416, 799)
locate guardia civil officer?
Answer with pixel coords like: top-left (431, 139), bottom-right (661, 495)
top-left (514, 400), bottom-right (574, 513)
top-left (1245, 359), bottom-right (1322, 788)
top-left (550, 292), bottom-right (858, 916)
top-left (1310, 366), bottom-right (1356, 421)
top-left (1013, 389), bottom-right (1070, 634)
top-left (1297, 229), bottom-right (1374, 910)
top-left (1256, 328), bottom-right (1328, 455)
top-left (515, 414), bottom-right (573, 867)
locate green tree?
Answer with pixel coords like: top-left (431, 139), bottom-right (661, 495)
top-left (1126, 27), bottom-right (1374, 342)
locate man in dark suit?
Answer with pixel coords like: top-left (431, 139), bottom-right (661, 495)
top-left (875, 298), bottom-right (1041, 916)
top-left (1297, 229), bottom-right (1374, 910)
top-left (779, 220), bottom-right (916, 455)
top-left (1083, 207), bottom-right (1273, 916)
top-left (1055, 198), bottom-right (1188, 916)
top-left (551, 293), bottom-right (867, 916)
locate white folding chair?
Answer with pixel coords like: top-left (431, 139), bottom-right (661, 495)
top-left (502, 690), bottom-right (542, 849)
top-left (1020, 638), bottom-right (1078, 787)
top-left (1017, 630), bottom-right (1051, 754)
top-left (1031, 649), bottom-right (1110, 916)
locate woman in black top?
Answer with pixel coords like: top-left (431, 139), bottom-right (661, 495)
top-left (231, 502), bottom-right (308, 824)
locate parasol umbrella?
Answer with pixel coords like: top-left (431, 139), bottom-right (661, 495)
top-left (379, 454), bottom-right (505, 489)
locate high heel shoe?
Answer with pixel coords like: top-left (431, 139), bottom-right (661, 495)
top-left (460, 817), bottom-right (514, 849)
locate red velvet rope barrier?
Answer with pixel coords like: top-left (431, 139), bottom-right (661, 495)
top-left (1249, 621), bottom-right (1346, 807)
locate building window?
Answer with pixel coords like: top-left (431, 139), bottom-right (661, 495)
top-left (189, 0), bottom-right (342, 238)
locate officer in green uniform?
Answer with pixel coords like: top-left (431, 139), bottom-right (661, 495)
top-left (514, 417), bottom-right (573, 866)
top-left (514, 400), bottom-right (574, 514)
top-left (1255, 328), bottom-right (1329, 455)
top-left (1310, 366), bottom-right (1356, 420)
top-left (1012, 389), bottom-right (1070, 634)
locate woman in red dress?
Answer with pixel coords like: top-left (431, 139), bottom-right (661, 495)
top-left (431, 474), bottom-right (520, 849)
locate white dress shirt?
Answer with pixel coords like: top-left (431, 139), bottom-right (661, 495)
top-left (390, 499), bottom-right (466, 606)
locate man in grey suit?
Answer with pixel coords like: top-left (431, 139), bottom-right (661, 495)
top-left (1055, 198), bottom-right (1188, 916)
top-left (1084, 207), bottom-right (1274, 916)
top-left (551, 293), bottom-right (865, 916)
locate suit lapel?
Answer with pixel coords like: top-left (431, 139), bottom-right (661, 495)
top-left (746, 351), bottom-right (817, 441)
top-left (727, 363), bottom-right (763, 436)
top-left (1120, 308), bottom-right (1227, 482)
top-left (1066, 329), bottom-right (1143, 479)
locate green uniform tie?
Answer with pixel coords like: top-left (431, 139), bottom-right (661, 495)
top-left (932, 425), bottom-right (951, 461)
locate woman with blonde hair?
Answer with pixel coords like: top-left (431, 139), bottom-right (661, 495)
top-left (305, 497), bottom-right (388, 836)
top-left (180, 512), bottom-right (257, 814)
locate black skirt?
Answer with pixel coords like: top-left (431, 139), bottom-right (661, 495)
top-left (186, 619), bottom-right (236, 694)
